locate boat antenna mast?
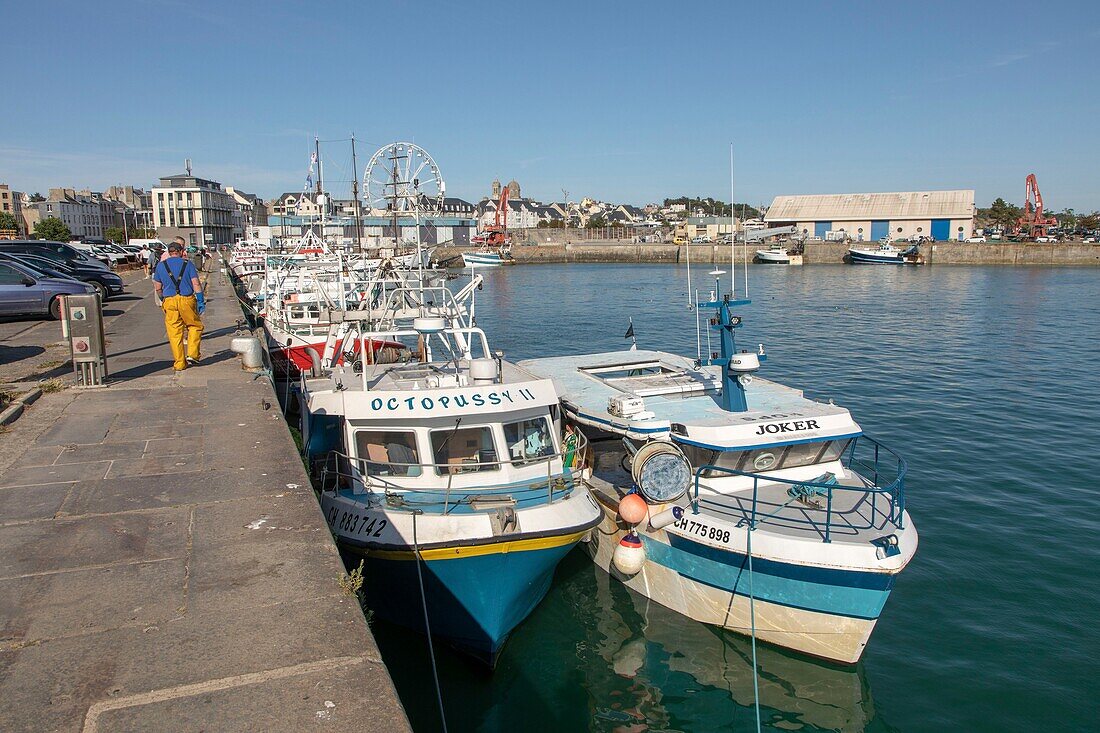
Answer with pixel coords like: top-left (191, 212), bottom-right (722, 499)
top-left (351, 133), bottom-right (364, 253)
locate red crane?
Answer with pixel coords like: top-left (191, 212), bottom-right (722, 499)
top-left (1015, 173), bottom-right (1057, 239)
top-left (474, 186), bottom-right (511, 247)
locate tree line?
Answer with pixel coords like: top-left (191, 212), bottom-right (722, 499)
top-left (977, 198), bottom-right (1099, 231)
top-left (662, 197), bottom-right (761, 218)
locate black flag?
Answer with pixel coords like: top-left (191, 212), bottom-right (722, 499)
top-left (624, 322), bottom-right (634, 339)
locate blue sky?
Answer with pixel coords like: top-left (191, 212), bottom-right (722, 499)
top-left (3, 0), bottom-right (1099, 210)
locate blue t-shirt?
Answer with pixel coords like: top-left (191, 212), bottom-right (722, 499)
top-left (154, 257), bottom-right (199, 297)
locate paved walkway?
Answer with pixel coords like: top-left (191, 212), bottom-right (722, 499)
top-left (0, 266), bottom-right (409, 731)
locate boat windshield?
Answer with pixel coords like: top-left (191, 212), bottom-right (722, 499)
top-left (683, 438), bottom-right (852, 477)
top-left (355, 430), bottom-right (422, 477)
top-left (504, 416), bottom-right (555, 465)
top-left (431, 426), bottom-right (499, 475)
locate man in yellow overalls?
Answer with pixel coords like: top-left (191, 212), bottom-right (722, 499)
top-left (152, 239), bottom-right (205, 372)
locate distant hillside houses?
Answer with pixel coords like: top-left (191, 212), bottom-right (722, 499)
top-left (476, 190), bottom-right (650, 229)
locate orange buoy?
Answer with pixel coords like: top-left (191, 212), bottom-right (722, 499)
top-left (618, 493), bottom-right (649, 525)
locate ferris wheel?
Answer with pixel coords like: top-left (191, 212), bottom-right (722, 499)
top-left (363, 142), bottom-right (445, 215)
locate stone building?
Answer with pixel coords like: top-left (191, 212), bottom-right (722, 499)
top-left (152, 172), bottom-right (236, 247)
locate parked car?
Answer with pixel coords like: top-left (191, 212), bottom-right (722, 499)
top-left (1035, 235), bottom-right (1058, 243)
top-left (0, 252), bottom-right (125, 301)
top-left (0, 258), bottom-right (95, 319)
top-left (0, 240), bottom-right (112, 272)
top-left (690, 236), bottom-right (711, 243)
top-left (96, 242), bottom-right (140, 264)
top-left (964, 236), bottom-right (987, 243)
top-left (67, 240), bottom-right (112, 266)
top-left (1083, 235), bottom-right (1098, 243)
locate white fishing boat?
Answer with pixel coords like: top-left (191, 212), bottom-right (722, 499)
top-left (299, 275), bottom-right (600, 665)
top-left (462, 186), bottom-right (514, 267)
top-left (461, 246), bottom-right (513, 268)
top-left (520, 272), bottom-right (917, 664)
top-left (847, 242), bottom-right (923, 265)
top-left (296, 142), bottom-right (601, 666)
top-left (754, 244), bottom-right (803, 265)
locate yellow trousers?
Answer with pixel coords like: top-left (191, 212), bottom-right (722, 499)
top-left (163, 294), bottom-right (203, 370)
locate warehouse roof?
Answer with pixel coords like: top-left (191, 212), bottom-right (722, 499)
top-left (764, 190), bottom-right (975, 221)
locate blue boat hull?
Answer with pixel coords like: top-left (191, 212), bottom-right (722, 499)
top-left (847, 250), bottom-right (905, 265)
top-left (343, 537), bottom-right (580, 666)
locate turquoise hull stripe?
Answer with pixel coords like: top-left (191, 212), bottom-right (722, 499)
top-left (356, 541), bottom-right (576, 664)
top-left (645, 535), bottom-right (892, 620)
top-left (337, 470), bottom-right (580, 514)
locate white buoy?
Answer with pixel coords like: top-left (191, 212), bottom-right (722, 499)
top-left (612, 532), bottom-right (646, 575)
top-left (648, 505), bottom-right (684, 531)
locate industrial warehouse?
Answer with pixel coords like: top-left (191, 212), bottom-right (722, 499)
top-left (763, 189), bottom-right (976, 242)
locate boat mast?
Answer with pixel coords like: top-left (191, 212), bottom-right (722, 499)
top-left (314, 136), bottom-right (325, 242)
top-left (729, 143), bottom-right (736, 297)
top-left (351, 134), bottom-right (363, 253)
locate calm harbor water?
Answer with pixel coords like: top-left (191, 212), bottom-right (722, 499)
top-left (368, 263), bottom-right (1100, 732)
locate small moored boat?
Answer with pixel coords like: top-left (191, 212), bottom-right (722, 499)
top-left (847, 242), bottom-right (923, 265)
top-left (754, 244), bottom-right (803, 265)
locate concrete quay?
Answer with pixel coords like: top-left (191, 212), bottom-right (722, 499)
top-left (435, 240), bottom-right (1100, 266)
top-left (0, 270), bottom-right (408, 731)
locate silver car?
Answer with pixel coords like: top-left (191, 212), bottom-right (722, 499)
top-left (0, 259), bottom-right (95, 319)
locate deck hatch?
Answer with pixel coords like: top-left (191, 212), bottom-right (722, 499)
top-left (580, 360), bottom-right (720, 397)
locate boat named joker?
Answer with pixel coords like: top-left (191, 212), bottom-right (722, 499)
top-left (521, 278), bottom-right (917, 664)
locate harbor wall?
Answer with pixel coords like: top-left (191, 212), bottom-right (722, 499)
top-left (434, 241), bottom-right (1100, 266)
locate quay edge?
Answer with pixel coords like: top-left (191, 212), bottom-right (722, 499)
top-left (435, 241), bottom-right (1100, 266)
top-left (0, 267), bottom-right (410, 732)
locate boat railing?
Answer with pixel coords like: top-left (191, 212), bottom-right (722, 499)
top-left (315, 430), bottom-right (590, 514)
top-left (691, 435), bottom-right (906, 543)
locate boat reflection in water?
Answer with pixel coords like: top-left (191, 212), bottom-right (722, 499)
top-left (579, 558), bottom-right (879, 733)
top-left (371, 551), bottom-right (888, 732)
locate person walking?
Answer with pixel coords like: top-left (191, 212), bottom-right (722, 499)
top-left (145, 244), bottom-right (158, 278)
top-left (140, 244), bottom-right (152, 278)
top-left (152, 238), bottom-right (205, 372)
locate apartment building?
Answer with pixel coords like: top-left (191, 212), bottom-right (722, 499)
top-left (152, 173), bottom-right (235, 246)
top-left (0, 184), bottom-right (23, 235)
top-left (35, 189), bottom-right (103, 239)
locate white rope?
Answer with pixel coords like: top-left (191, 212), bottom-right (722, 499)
top-left (412, 512), bottom-right (448, 733)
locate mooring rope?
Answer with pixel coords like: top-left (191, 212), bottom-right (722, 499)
top-left (412, 511), bottom-right (448, 733)
top-left (746, 522), bottom-right (762, 733)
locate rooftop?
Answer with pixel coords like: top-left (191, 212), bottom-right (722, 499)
top-left (765, 190), bottom-right (975, 221)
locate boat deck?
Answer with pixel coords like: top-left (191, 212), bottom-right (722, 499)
top-left (520, 349), bottom-right (848, 427)
top-left (306, 358), bottom-right (544, 395)
top-left (587, 442), bottom-right (896, 546)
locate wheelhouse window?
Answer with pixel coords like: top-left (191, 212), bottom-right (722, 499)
top-left (504, 416), bottom-right (555, 464)
top-left (431, 426), bottom-right (498, 474)
top-left (355, 430), bottom-right (421, 477)
top-left (695, 438), bottom-right (853, 477)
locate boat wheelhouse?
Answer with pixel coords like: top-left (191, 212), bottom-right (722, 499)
top-left (520, 288), bottom-right (917, 664)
